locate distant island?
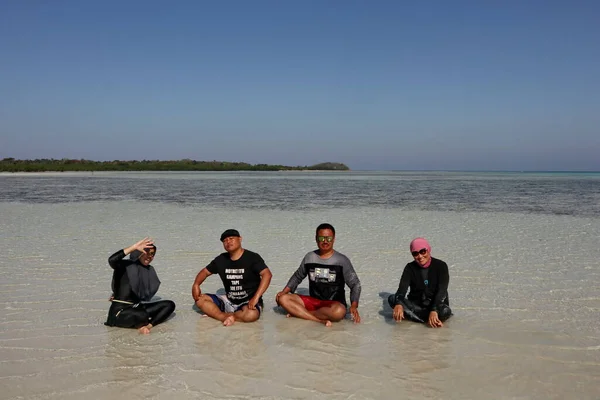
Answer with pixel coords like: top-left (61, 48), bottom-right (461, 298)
top-left (0, 158), bottom-right (350, 172)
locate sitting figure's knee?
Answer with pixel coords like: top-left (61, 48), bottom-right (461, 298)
top-left (166, 300), bottom-right (176, 314)
top-left (195, 294), bottom-right (213, 310)
top-left (329, 303), bottom-right (347, 321)
top-left (243, 310), bottom-right (260, 323)
top-left (277, 293), bottom-right (293, 308)
top-left (437, 305), bottom-right (452, 321)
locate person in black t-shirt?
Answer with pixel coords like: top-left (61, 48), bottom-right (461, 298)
top-left (388, 237), bottom-right (452, 328)
top-left (192, 229), bottom-right (273, 326)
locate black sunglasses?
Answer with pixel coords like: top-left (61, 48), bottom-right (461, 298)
top-left (411, 248), bottom-right (427, 257)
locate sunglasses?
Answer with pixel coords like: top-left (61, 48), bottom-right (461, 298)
top-left (411, 248), bottom-right (427, 257)
top-left (317, 236), bottom-right (334, 243)
top-left (144, 251), bottom-right (156, 257)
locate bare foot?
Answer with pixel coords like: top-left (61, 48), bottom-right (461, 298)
top-left (324, 320), bottom-right (332, 327)
top-left (138, 325), bottom-right (151, 334)
top-left (223, 315), bottom-right (235, 326)
top-left (286, 313), bottom-right (292, 318)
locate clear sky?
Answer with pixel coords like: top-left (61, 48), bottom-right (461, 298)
top-left (1, 1), bottom-right (599, 171)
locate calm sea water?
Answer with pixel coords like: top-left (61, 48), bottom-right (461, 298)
top-left (1, 171), bottom-right (599, 216)
top-left (2, 171), bottom-right (600, 399)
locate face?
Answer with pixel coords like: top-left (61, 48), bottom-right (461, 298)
top-left (138, 248), bottom-right (156, 266)
top-left (316, 229), bottom-right (335, 252)
top-left (222, 236), bottom-right (242, 253)
top-left (412, 247), bottom-right (431, 266)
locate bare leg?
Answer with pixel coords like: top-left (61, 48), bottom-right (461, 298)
top-left (278, 294), bottom-right (332, 326)
top-left (311, 303), bottom-right (347, 322)
top-left (233, 306), bottom-right (260, 323)
top-left (197, 296), bottom-right (260, 326)
top-left (222, 308), bottom-right (260, 326)
top-left (195, 295), bottom-right (232, 323)
top-left (222, 305), bottom-right (260, 326)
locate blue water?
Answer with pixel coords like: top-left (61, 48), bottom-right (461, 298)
top-left (1, 171), bottom-right (599, 217)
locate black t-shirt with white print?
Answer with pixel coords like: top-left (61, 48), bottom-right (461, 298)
top-left (206, 249), bottom-right (268, 305)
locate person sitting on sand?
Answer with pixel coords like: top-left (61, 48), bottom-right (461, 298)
top-left (192, 229), bottom-right (273, 326)
top-left (388, 237), bottom-right (452, 328)
top-left (105, 237), bottom-right (176, 334)
top-left (276, 223), bottom-right (362, 326)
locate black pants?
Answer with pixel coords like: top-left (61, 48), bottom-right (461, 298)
top-left (388, 295), bottom-right (452, 323)
top-left (105, 300), bottom-right (176, 329)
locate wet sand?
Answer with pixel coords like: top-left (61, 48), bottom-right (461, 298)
top-left (1, 202), bottom-right (599, 399)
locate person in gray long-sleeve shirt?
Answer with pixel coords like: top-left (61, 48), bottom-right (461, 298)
top-left (276, 223), bottom-right (362, 327)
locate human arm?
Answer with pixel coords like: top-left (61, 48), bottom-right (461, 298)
top-left (276, 258), bottom-right (308, 301)
top-left (275, 286), bottom-right (292, 304)
top-left (108, 237), bottom-right (154, 269)
top-left (392, 265), bottom-right (411, 322)
top-left (429, 261), bottom-right (450, 328)
top-left (342, 257), bottom-right (362, 323)
top-left (349, 301), bottom-right (361, 323)
top-left (431, 261), bottom-right (450, 312)
top-left (248, 268), bottom-right (272, 310)
top-left (191, 267), bottom-right (212, 301)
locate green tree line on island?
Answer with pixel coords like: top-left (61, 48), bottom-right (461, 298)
top-left (0, 158), bottom-right (350, 172)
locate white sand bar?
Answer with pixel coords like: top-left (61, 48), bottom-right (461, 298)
top-left (1, 201), bottom-right (599, 399)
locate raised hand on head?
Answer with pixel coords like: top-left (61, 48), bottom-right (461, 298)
top-left (132, 237), bottom-right (154, 254)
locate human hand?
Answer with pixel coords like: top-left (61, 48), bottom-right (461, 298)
top-left (428, 311), bottom-right (443, 328)
top-left (132, 237), bottom-right (154, 254)
top-left (248, 297), bottom-right (258, 310)
top-left (275, 290), bottom-right (287, 305)
top-left (393, 305), bottom-right (404, 322)
top-left (350, 306), bottom-right (361, 324)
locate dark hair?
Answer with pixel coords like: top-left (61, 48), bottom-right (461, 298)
top-left (147, 244), bottom-right (157, 251)
top-left (315, 223), bottom-right (335, 237)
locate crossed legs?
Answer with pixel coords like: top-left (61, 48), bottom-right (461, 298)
top-left (277, 293), bottom-right (346, 327)
top-left (195, 294), bottom-right (259, 326)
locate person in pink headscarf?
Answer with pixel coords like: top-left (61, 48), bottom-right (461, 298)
top-left (388, 238), bottom-right (452, 328)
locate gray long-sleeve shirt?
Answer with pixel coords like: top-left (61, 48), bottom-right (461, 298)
top-left (285, 250), bottom-right (361, 306)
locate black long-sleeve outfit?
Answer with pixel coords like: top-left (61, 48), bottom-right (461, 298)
top-left (105, 250), bottom-right (175, 329)
top-left (388, 257), bottom-right (452, 323)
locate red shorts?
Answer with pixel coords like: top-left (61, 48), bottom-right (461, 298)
top-left (298, 294), bottom-right (341, 312)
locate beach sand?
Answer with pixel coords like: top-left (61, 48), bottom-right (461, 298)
top-left (1, 202), bottom-right (599, 399)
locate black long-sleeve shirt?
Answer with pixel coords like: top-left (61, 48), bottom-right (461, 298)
top-left (392, 257), bottom-right (450, 312)
top-left (108, 250), bottom-right (141, 303)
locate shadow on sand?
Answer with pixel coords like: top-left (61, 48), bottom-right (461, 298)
top-left (379, 291), bottom-right (399, 325)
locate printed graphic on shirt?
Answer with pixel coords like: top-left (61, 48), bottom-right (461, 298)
top-left (309, 267), bottom-right (337, 283)
top-left (206, 250), bottom-right (268, 305)
top-left (225, 268), bottom-right (248, 301)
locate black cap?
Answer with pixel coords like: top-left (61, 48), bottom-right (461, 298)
top-left (220, 229), bottom-right (241, 242)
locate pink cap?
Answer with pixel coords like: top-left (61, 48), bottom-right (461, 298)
top-left (410, 237), bottom-right (431, 253)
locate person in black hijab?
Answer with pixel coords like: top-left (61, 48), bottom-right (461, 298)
top-left (105, 237), bottom-right (175, 334)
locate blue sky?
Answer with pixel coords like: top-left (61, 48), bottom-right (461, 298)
top-left (1, 0), bottom-right (599, 171)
